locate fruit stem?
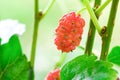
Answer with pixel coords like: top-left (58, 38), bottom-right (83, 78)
top-left (42, 0), bottom-right (56, 19)
top-left (54, 53), bottom-right (67, 69)
top-left (84, 0), bottom-right (101, 55)
top-left (100, 0), bottom-right (119, 60)
top-left (78, 46), bottom-right (85, 51)
top-left (83, 0), bottom-right (102, 35)
top-left (95, 0), bottom-right (112, 16)
top-left (77, 8), bottom-right (86, 14)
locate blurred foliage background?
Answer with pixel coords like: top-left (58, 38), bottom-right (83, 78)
top-left (0, 0), bottom-right (120, 80)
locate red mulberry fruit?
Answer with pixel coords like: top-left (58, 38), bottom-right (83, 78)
top-left (55, 12), bottom-right (85, 53)
top-left (45, 69), bottom-right (60, 80)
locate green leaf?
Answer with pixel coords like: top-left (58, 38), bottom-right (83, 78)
top-left (0, 35), bottom-right (22, 70)
top-left (0, 55), bottom-right (29, 80)
top-left (107, 46), bottom-right (120, 66)
top-left (60, 55), bottom-right (97, 80)
top-left (0, 35), bottom-right (29, 80)
top-left (60, 55), bottom-right (117, 80)
top-left (85, 61), bottom-right (117, 80)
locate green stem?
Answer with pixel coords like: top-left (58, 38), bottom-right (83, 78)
top-left (85, 0), bottom-right (101, 55)
top-left (30, 0), bottom-right (56, 69)
top-left (30, 0), bottom-right (39, 68)
top-left (100, 0), bottom-right (119, 60)
top-left (0, 39), bottom-right (1, 45)
top-left (54, 53), bottom-right (67, 69)
top-left (95, 0), bottom-right (112, 16)
top-left (29, 1), bottom-right (39, 79)
top-left (29, 0), bottom-right (55, 79)
top-left (83, 0), bottom-right (102, 35)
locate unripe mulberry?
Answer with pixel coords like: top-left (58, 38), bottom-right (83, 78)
top-left (45, 69), bottom-right (60, 80)
top-left (55, 12), bottom-right (85, 53)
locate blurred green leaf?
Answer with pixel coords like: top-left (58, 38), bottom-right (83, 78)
top-left (107, 46), bottom-right (120, 66)
top-left (0, 35), bottom-right (29, 80)
top-left (60, 54), bottom-right (117, 80)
